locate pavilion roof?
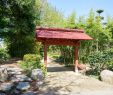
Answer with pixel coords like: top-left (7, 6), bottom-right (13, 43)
top-left (36, 27), bottom-right (92, 40)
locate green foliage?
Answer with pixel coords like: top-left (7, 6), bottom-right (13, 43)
top-left (65, 11), bottom-right (76, 28)
top-left (0, 0), bottom-right (41, 57)
top-left (23, 54), bottom-right (41, 62)
top-left (20, 54), bottom-right (41, 69)
top-left (106, 16), bottom-right (113, 40)
top-left (0, 48), bottom-right (10, 62)
top-left (77, 16), bottom-right (86, 28)
top-left (79, 9), bottom-right (112, 64)
top-left (59, 46), bottom-right (74, 66)
top-left (39, 0), bottom-right (64, 28)
top-left (107, 61), bottom-right (113, 71)
top-left (58, 9), bottom-right (113, 73)
top-left (19, 54), bottom-right (47, 76)
top-left (1, 0), bottom-right (113, 78)
top-left (87, 50), bottom-right (113, 75)
top-left (96, 9), bottom-right (104, 15)
top-left (57, 11), bottom-right (77, 66)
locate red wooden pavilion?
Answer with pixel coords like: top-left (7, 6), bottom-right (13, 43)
top-left (35, 27), bottom-right (92, 73)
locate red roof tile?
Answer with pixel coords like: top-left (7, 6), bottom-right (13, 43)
top-left (36, 27), bottom-right (92, 40)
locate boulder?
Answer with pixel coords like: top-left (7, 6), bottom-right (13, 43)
top-left (7, 67), bottom-right (23, 75)
top-left (16, 82), bottom-right (30, 91)
top-left (31, 69), bottom-right (44, 81)
top-left (100, 70), bottom-right (113, 84)
top-left (11, 74), bottom-right (32, 82)
top-left (0, 82), bottom-right (14, 91)
top-left (0, 67), bottom-right (8, 82)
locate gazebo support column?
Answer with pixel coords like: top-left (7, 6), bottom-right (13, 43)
top-left (74, 46), bottom-right (79, 73)
top-left (44, 43), bottom-right (48, 68)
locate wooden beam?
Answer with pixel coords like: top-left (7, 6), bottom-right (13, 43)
top-left (44, 43), bottom-right (48, 68)
top-left (37, 38), bottom-right (80, 46)
top-left (74, 46), bottom-right (79, 73)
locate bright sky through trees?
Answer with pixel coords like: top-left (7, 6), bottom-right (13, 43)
top-left (48, 0), bottom-right (113, 19)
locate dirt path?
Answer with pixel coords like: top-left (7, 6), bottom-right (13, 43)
top-left (0, 58), bottom-right (21, 68)
top-left (1, 58), bottom-right (113, 95)
top-left (39, 58), bottom-right (113, 95)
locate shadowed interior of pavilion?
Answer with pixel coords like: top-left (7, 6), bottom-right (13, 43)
top-left (46, 57), bottom-right (74, 72)
top-left (47, 66), bottom-right (73, 72)
top-left (35, 27), bottom-right (92, 73)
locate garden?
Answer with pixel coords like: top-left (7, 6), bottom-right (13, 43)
top-left (0, 0), bottom-right (113, 95)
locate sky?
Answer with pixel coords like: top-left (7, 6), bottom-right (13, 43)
top-left (47, 0), bottom-right (113, 19)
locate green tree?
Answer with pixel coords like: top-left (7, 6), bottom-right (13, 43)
top-left (106, 17), bottom-right (113, 39)
top-left (0, 0), bottom-right (41, 57)
top-left (79, 9), bottom-right (112, 64)
top-left (39, 0), bottom-right (64, 28)
top-left (77, 16), bottom-right (86, 28)
top-left (65, 11), bottom-right (76, 28)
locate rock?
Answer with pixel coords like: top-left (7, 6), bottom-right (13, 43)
top-left (78, 64), bottom-right (86, 70)
top-left (31, 69), bottom-right (44, 81)
top-left (7, 67), bottom-right (23, 75)
top-left (16, 82), bottom-right (30, 91)
top-left (0, 82), bottom-right (14, 91)
top-left (7, 67), bottom-right (23, 72)
top-left (0, 65), bottom-right (8, 68)
top-left (100, 70), bottom-right (113, 84)
top-left (21, 91), bottom-right (36, 95)
top-left (36, 81), bottom-right (43, 87)
top-left (12, 89), bottom-right (21, 95)
top-left (11, 75), bottom-right (32, 82)
top-left (8, 71), bottom-right (22, 75)
top-left (0, 92), bottom-right (6, 95)
top-left (0, 67), bottom-right (8, 82)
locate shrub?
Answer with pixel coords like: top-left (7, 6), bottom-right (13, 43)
top-left (23, 54), bottom-right (41, 62)
top-left (19, 54), bottom-right (47, 77)
top-left (0, 48), bottom-right (10, 62)
top-left (107, 61), bottom-right (113, 71)
top-left (87, 50), bottom-right (113, 75)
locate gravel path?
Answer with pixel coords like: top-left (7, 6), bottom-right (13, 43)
top-left (38, 58), bottom-right (113, 95)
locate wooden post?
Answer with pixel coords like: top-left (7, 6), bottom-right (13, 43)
top-left (74, 46), bottom-right (79, 73)
top-left (44, 43), bottom-right (48, 68)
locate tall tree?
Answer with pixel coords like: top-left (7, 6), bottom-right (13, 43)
top-left (39, 0), bottom-right (64, 28)
top-left (65, 11), bottom-right (76, 28)
top-left (96, 9), bottom-right (104, 16)
top-left (106, 16), bottom-right (113, 47)
top-left (0, 0), bottom-right (41, 57)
